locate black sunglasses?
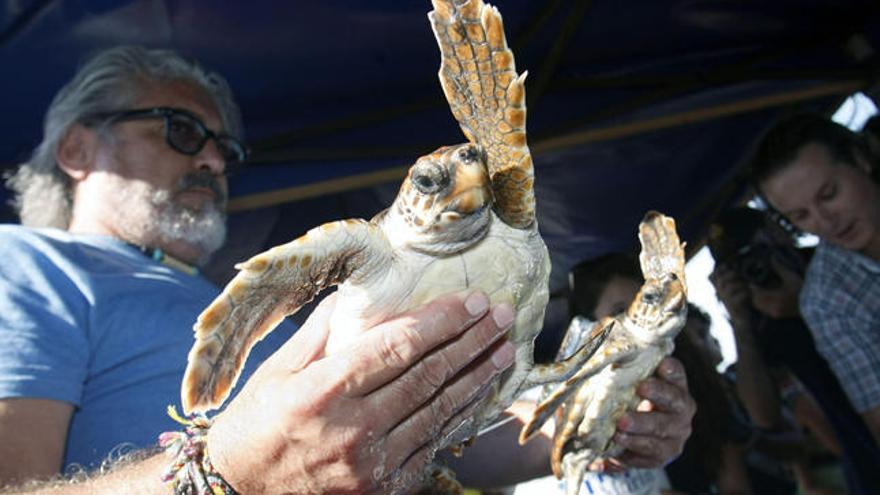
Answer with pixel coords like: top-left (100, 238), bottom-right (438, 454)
top-left (84, 107), bottom-right (249, 172)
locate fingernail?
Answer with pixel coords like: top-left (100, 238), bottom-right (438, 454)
top-left (492, 303), bottom-right (515, 328)
top-left (491, 342), bottom-right (516, 370)
top-left (464, 291), bottom-right (489, 316)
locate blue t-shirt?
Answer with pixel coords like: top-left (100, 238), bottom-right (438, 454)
top-left (0, 225), bottom-right (296, 472)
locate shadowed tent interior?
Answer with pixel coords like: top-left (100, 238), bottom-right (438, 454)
top-left (2, 0), bottom-right (879, 359)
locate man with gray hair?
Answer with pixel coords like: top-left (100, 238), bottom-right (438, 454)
top-left (0, 45), bottom-right (520, 493)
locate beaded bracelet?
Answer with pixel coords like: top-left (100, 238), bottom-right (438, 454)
top-left (158, 406), bottom-right (238, 495)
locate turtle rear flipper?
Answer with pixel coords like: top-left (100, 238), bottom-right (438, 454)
top-left (429, 0), bottom-right (535, 229)
top-left (181, 219), bottom-right (387, 414)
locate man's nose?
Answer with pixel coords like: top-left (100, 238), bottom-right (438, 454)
top-left (194, 138), bottom-right (226, 175)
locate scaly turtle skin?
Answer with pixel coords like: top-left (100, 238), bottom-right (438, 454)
top-left (519, 212), bottom-right (688, 495)
top-left (180, 0), bottom-right (609, 473)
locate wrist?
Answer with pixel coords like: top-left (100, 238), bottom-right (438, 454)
top-left (730, 316), bottom-right (758, 339)
top-left (159, 406), bottom-right (238, 495)
top-left (205, 412), bottom-right (259, 495)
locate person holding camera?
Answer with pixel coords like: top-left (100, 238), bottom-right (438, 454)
top-left (750, 114), bottom-right (880, 454)
top-left (708, 207), bottom-right (880, 495)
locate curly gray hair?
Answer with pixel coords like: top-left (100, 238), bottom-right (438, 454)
top-left (5, 45), bottom-right (243, 228)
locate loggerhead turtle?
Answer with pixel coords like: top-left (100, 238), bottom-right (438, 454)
top-left (519, 211), bottom-right (688, 495)
top-left (181, 0), bottom-right (609, 472)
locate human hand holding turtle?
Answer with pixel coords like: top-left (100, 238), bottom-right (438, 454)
top-left (205, 290), bottom-right (518, 494)
top-left (598, 356), bottom-right (696, 472)
top-left (438, 359), bottom-right (695, 488)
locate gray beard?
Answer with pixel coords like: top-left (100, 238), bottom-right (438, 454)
top-left (106, 174), bottom-right (227, 265)
top-left (152, 188), bottom-right (227, 263)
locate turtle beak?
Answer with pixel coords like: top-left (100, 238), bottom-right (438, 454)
top-left (447, 183), bottom-right (492, 215)
top-left (661, 274), bottom-right (687, 315)
top-left (445, 145), bottom-right (493, 215)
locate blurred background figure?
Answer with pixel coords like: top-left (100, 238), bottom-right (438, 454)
top-left (749, 114), bottom-right (880, 453)
top-left (861, 114), bottom-right (880, 172)
top-left (708, 206), bottom-right (880, 495)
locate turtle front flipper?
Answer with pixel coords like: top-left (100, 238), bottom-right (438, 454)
top-left (523, 315), bottom-right (614, 387)
top-left (181, 219), bottom-right (389, 414)
top-left (518, 318), bottom-right (636, 444)
top-left (429, 0), bottom-right (535, 229)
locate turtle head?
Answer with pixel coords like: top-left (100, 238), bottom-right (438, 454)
top-left (624, 273), bottom-right (687, 341)
top-left (387, 143), bottom-right (494, 254)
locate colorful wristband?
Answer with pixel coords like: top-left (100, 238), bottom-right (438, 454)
top-left (158, 406), bottom-right (237, 495)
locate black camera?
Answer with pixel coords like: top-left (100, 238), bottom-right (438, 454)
top-left (731, 243), bottom-right (782, 289)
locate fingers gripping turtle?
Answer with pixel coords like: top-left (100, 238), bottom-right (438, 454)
top-left (182, 220), bottom-right (388, 414)
top-left (429, 0), bottom-right (535, 229)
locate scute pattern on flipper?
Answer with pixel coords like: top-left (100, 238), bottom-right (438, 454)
top-left (638, 211), bottom-right (686, 291)
top-left (181, 219), bottom-right (380, 414)
top-left (429, 0), bottom-right (535, 228)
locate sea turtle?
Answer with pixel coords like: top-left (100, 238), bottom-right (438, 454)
top-left (181, 0), bottom-right (608, 475)
top-left (519, 211), bottom-right (688, 495)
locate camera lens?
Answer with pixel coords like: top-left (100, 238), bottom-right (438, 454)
top-left (735, 245), bottom-right (782, 289)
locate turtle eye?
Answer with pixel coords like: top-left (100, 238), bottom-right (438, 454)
top-left (458, 145), bottom-right (480, 163)
top-left (411, 163), bottom-right (450, 194)
top-left (642, 289), bottom-right (660, 305)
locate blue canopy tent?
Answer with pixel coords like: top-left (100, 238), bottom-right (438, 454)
top-left (2, 0), bottom-right (878, 358)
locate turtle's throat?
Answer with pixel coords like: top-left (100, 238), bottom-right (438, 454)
top-left (410, 208), bottom-right (493, 256)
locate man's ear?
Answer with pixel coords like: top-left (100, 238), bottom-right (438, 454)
top-left (56, 124), bottom-right (99, 181)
